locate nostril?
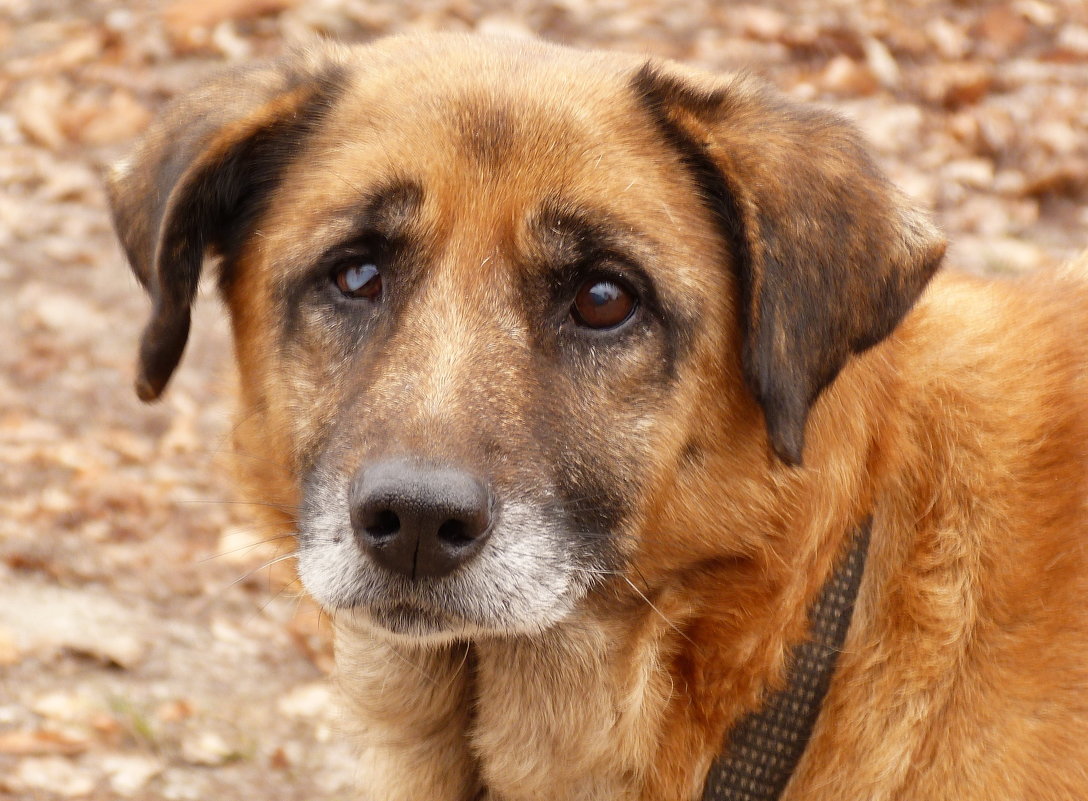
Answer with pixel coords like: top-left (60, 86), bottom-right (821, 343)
top-left (364, 508), bottom-right (400, 541)
top-left (437, 518), bottom-right (473, 547)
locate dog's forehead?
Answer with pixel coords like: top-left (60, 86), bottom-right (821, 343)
top-left (296, 39), bottom-right (650, 203)
top-left (322, 41), bottom-right (638, 182)
top-left (252, 38), bottom-right (725, 305)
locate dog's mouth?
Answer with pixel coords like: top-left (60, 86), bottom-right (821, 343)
top-left (366, 602), bottom-right (460, 637)
top-left (346, 596), bottom-right (535, 644)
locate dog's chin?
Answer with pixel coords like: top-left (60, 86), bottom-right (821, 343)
top-left (323, 602), bottom-right (471, 646)
top-left (364, 603), bottom-right (479, 643)
top-left (327, 595), bottom-right (578, 646)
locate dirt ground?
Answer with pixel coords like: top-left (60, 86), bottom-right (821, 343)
top-left (1, 0), bottom-right (1086, 798)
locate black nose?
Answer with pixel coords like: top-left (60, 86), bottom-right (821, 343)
top-left (349, 459), bottom-right (493, 580)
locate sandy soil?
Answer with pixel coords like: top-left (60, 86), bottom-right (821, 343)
top-left (1, 0), bottom-right (1086, 798)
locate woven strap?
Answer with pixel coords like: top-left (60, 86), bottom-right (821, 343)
top-left (701, 520), bottom-right (872, 801)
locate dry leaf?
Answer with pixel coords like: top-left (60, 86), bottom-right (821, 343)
top-left (0, 729), bottom-right (90, 757)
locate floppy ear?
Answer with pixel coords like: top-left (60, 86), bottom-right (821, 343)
top-left (633, 65), bottom-right (945, 465)
top-left (107, 53), bottom-right (346, 401)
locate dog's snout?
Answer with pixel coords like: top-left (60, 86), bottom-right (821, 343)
top-left (349, 459), bottom-right (493, 580)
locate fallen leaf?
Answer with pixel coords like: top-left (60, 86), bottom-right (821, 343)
top-left (0, 728), bottom-right (90, 756)
top-left (164, 0), bottom-right (299, 51)
top-left (9, 756), bottom-right (97, 797)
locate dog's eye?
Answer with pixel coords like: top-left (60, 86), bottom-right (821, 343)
top-left (571, 278), bottom-right (636, 329)
top-left (334, 263), bottom-right (382, 300)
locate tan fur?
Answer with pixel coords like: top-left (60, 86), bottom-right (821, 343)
top-left (109, 35), bottom-right (1088, 801)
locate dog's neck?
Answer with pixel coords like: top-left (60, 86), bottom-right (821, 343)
top-left (464, 519), bottom-right (873, 800)
top-left (701, 520), bottom-right (872, 800)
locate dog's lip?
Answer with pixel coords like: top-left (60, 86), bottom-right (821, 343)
top-left (366, 601), bottom-right (463, 635)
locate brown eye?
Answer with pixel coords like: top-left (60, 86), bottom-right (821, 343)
top-left (335, 263), bottom-right (382, 300)
top-left (571, 278), bottom-right (636, 329)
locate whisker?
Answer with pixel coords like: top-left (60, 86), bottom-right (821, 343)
top-left (200, 533), bottom-right (297, 563)
top-left (177, 498), bottom-right (300, 514)
top-left (620, 574), bottom-right (696, 648)
top-left (221, 551), bottom-right (299, 592)
top-left (387, 644), bottom-right (440, 686)
top-left (444, 642), bottom-right (472, 693)
top-left (249, 577), bottom-right (307, 621)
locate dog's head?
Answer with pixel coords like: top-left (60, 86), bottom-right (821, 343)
top-left (109, 36), bottom-right (943, 641)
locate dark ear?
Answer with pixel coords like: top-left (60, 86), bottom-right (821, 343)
top-left (106, 52), bottom-right (346, 401)
top-left (633, 64), bottom-right (945, 465)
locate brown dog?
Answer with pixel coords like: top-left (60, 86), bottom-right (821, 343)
top-left (108, 35), bottom-right (1088, 801)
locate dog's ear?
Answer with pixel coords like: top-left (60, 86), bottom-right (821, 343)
top-left (107, 54), bottom-right (346, 401)
top-left (633, 64), bottom-right (945, 465)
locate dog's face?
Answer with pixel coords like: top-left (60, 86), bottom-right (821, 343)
top-left (108, 36), bottom-right (944, 642)
top-left (226, 41), bottom-right (731, 640)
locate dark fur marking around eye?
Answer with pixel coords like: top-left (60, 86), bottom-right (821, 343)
top-left (360, 180), bottom-right (425, 239)
top-left (527, 203), bottom-right (697, 377)
top-left (279, 180), bottom-right (426, 344)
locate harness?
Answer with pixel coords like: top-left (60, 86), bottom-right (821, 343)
top-left (702, 520), bottom-right (872, 801)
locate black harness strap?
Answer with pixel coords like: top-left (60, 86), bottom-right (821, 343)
top-left (701, 519), bottom-right (872, 801)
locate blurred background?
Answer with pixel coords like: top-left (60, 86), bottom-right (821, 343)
top-left (1, 0), bottom-right (1086, 798)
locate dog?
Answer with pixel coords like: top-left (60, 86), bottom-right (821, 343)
top-left (108, 34), bottom-right (1088, 801)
